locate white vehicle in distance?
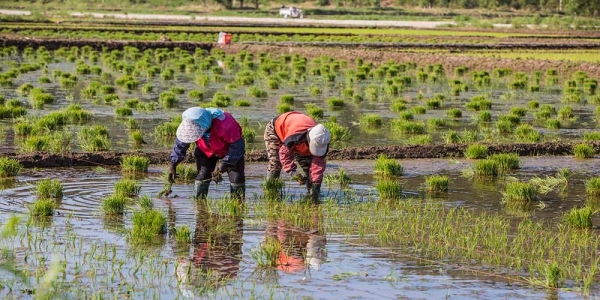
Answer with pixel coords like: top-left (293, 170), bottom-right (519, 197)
top-left (279, 6), bottom-right (303, 18)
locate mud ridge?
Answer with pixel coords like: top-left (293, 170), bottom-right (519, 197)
top-left (2, 142), bottom-right (584, 168)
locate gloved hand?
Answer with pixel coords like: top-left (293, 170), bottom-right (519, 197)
top-left (211, 170), bottom-right (223, 184)
top-left (289, 170), bottom-right (307, 185)
top-left (168, 162), bottom-right (178, 184)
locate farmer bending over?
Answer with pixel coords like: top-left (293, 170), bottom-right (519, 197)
top-left (264, 111), bottom-right (331, 203)
top-left (169, 107), bottom-right (245, 200)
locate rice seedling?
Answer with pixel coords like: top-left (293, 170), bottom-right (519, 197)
top-left (558, 106), bottom-right (574, 120)
top-left (528, 100), bottom-right (539, 109)
top-left (0, 157), bottom-right (22, 178)
top-left (425, 175), bottom-right (449, 193)
top-left (489, 153), bottom-right (519, 172)
top-left (546, 118), bottom-right (561, 129)
top-left (251, 237), bottom-right (281, 268)
top-left (399, 111), bottom-right (414, 120)
top-left (174, 225), bottom-right (192, 243)
top-left (574, 143), bottom-right (595, 159)
top-left (359, 114), bottom-right (382, 128)
top-left (466, 95), bottom-right (492, 111)
top-left (562, 207), bottom-right (594, 229)
top-left (323, 121), bottom-right (351, 144)
top-left (464, 144), bottom-right (488, 159)
top-left (159, 91), bottom-right (178, 108)
top-left (410, 106), bottom-right (426, 114)
top-left (502, 181), bottom-right (537, 203)
top-left (114, 179), bottom-right (141, 197)
top-left (248, 86), bottom-right (267, 98)
top-left (326, 97), bottom-right (345, 109)
top-left (280, 94), bottom-right (294, 105)
top-left (35, 178), bottom-right (63, 199)
top-left (374, 154), bottom-right (403, 177)
top-left (390, 99), bottom-right (407, 112)
top-left (101, 194), bottom-right (126, 216)
top-left (585, 177), bottom-right (600, 197)
top-left (444, 130), bottom-right (461, 144)
top-left (261, 178), bottom-right (285, 201)
top-left (305, 104), bottom-right (324, 120)
top-left (130, 208), bottom-right (167, 244)
top-left (390, 119), bottom-right (426, 134)
top-left (583, 132), bottom-right (600, 141)
top-left (242, 127), bottom-right (256, 144)
top-left (130, 130), bottom-right (145, 146)
top-left (29, 199), bottom-right (56, 217)
top-left (188, 90), bottom-right (204, 101)
top-left (323, 168), bottom-right (352, 189)
top-left (121, 155), bottom-right (150, 173)
top-left (495, 120), bottom-right (514, 135)
top-left (446, 108), bottom-right (462, 118)
top-left (78, 125), bottom-right (111, 152)
top-left (544, 262), bottom-right (561, 288)
top-left (473, 159), bottom-right (499, 177)
top-left (138, 194), bottom-right (154, 211)
top-left (277, 103), bottom-right (293, 114)
top-left (406, 134), bottom-right (432, 145)
top-left (427, 118), bottom-right (446, 129)
top-left (376, 179), bottom-right (403, 199)
top-left (509, 107), bottom-right (527, 117)
top-left (115, 106), bottom-right (133, 117)
top-left (515, 124), bottom-right (542, 142)
top-left (233, 99), bottom-right (251, 107)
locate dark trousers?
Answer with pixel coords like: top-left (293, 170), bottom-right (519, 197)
top-left (194, 147), bottom-right (245, 184)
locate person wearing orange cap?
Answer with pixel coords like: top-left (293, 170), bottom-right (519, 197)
top-left (263, 111), bottom-right (331, 203)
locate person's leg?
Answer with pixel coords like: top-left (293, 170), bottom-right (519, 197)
top-left (227, 156), bottom-right (246, 200)
top-left (194, 147), bottom-right (218, 200)
top-left (264, 119), bottom-right (283, 180)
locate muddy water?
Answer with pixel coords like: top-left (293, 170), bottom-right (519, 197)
top-left (0, 157), bottom-right (597, 298)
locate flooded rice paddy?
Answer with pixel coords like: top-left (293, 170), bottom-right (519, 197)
top-left (0, 157), bottom-right (599, 299)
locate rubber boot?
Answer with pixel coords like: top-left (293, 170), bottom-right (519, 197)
top-left (194, 180), bottom-right (210, 200)
top-left (230, 182), bottom-right (245, 200)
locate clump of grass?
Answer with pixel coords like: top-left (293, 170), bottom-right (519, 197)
top-left (473, 159), bottom-right (499, 177)
top-left (159, 91), bottom-right (178, 108)
top-left (360, 114), bottom-right (382, 128)
top-left (376, 179), bottom-right (403, 199)
top-left (411, 106), bottom-right (426, 114)
top-left (175, 164), bottom-right (198, 183)
top-left (233, 99), bottom-right (251, 107)
top-left (0, 157), bottom-right (22, 178)
top-left (446, 108), bottom-right (462, 118)
top-left (130, 208), bottom-right (167, 244)
top-left (115, 107), bottom-right (133, 117)
top-left (174, 225), bottom-right (192, 243)
top-left (277, 103), bottom-right (293, 114)
top-left (262, 178), bottom-right (285, 201)
top-left (35, 178), bottom-right (63, 199)
top-left (546, 118), bottom-right (561, 129)
top-left (102, 194), bottom-right (126, 216)
top-left (583, 132), bottom-right (600, 141)
top-left (114, 179), bottom-right (141, 197)
top-left (138, 194), bottom-right (154, 211)
top-left (323, 168), bottom-right (352, 189)
top-left (323, 121), bottom-right (351, 144)
top-left (248, 86), bottom-right (268, 98)
top-left (280, 94), bottom-right (294, 105)
top-left (130, 130), bottom-right (145, 146)
top-left (489, 153), bottom-right (519, 173)
top-left (242, 127), bottom-right (256, 144)
top-left (585, 177), bottom-right (600, 197)
top-left (390, 119), bottom-right (425, 134)
top-left (563, 207), bottom-right (594, 229)
top-left (251, 237), bottom-right (282, 267)
top-left (121, 155), bottom-right (150, 173)
top-left (29, 199), bottom-right (56, 216)
top-left (374, 155), bottom-right (403, 177)
top-left (305, 103), bottom-right (324, 120)
top-left (502, 182), bottom-right (537, 203)
top-left (425, 175), bottom-right (449, 193)
top-left (574, 143), bottom-right (595, 159)
top-left (464, 144), bottom-right (488, 159)
top-left (544, 262), bottom-right (561, 288)
top-left (326, 97), bottom-right (345, 109)
top-left (78, 125), bottom-right (110, 152)
top-left (515, 124), bottom-right (542, 143)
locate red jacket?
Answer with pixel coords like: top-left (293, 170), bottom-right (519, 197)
top-left (196, 112), bottom-right (242, 158)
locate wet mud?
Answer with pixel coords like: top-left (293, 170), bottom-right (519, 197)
top-left (2, 141), bottom-right (580, 168)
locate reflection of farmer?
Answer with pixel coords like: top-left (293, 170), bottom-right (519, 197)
top-left (169, 107), bottom-right (245, 200)
top-left (264, 112), bottom-right (331, 203)
top-left (264, 209), bottom-right (327, 273)
top-left (176, 200), bottom-right (243, 296)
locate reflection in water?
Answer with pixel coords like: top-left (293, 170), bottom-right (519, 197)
top-left (102, 214), bottom-right (125, 234)
top-left (0, 178), bottom-right (17, 190)
top-left (27, 216), bottom-right (54, 229)
top-left (264, 208), bottom-right (327, 274)
top-left (176, 199), bottom-right (243, 297)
